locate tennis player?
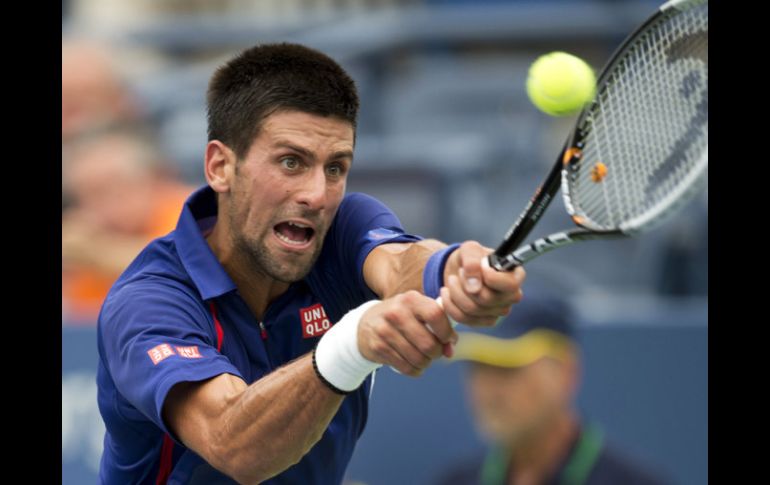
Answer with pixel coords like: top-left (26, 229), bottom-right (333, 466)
top-left (96, 43), bottom-right (525, 484)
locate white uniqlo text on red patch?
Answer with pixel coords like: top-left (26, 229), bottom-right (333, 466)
top-left (176, 345), bottom-right (202, 359)
top-left (148, 344), bottom-right (175, 365)
top-left (300, 303), bottom-right (332, 338)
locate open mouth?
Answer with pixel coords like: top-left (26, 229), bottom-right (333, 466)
top-left (273, 221), bottom-right (315, 247)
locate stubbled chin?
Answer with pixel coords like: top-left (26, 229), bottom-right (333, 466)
top-left (269, 248), bottom-right (319, 283)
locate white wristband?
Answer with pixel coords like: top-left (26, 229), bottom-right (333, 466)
top-left (314, 300), bottom-right (382, 392)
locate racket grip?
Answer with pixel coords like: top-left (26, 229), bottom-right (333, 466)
top-left (487, 252), bottom-right (520, 272)
top-left (435, 296), bottom-right (460, 328)
top-left (436, 254), bottom-right (500, 326)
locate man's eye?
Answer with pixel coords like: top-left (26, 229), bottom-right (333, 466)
top-left (326, 165), bottom-right (341, 177)
top-left (327, 163), bottom-right (348, 178)
top-left (281, 157), bottom-right (300, 170)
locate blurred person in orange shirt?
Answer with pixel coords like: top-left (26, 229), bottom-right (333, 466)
top-left (62, 130), bottom-right (193, 323)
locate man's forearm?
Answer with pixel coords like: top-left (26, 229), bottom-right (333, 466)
top-left (364, 239), bottom-right (447, 298)
top-left (169, 353), bottom-right (344, 484)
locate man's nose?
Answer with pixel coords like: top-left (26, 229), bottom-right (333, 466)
top-left (295, 167), bottom-right (327, 211)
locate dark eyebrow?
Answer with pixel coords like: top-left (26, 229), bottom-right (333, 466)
top-left (275, 141), bottom-right (353, 163)
top-left (275, 142), bottom-right (314, 160)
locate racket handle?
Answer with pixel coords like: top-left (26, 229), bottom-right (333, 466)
top-left (436, 255), bottom-right (502, 326)
top-left (487, 252), bottom-right (521, 272)
top-left (435, 296), bottom-right (460, 328)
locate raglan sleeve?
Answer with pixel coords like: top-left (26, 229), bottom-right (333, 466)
top-left (97, 280), bottom-right (243, 437)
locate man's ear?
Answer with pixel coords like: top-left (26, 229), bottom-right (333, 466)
top-left (204, 140), bottom-right (237, 193)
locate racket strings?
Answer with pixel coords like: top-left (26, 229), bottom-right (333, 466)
top-left (568, 1), bottom-right (708, 231)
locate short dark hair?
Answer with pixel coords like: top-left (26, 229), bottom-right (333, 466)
top-left (206, 43), bottom-right (359, 158)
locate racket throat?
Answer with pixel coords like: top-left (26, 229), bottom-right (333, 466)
top-left (489, 229), bottom-right (625, 271)
top-left (490, 232), bottom-right (573, 270)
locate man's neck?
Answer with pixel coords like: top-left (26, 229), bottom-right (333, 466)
top-left (506, 410), bottom-right (579, 485)
top-left (206, 224), bottom-right (289, 321)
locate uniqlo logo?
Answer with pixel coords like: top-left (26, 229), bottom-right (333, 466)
top-left (148, 344), bottom-right (175, 365)
top-left (299, 303), bottom-right (332, 338)
top-left (175, 346), bottom-right (202, 359)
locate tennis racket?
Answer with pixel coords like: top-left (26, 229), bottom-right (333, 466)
top-left (489, 0), bottom-right (708, 272)
top-left (436, 0), bottom-right (707, 326)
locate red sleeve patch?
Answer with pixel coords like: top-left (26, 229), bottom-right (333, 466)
top-left (175, 345), bottom-right (202, 359)
top-left (148, 344), bottom-right (176, 365)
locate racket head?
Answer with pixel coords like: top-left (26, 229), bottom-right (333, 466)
top-left (561, 0), bottom-right (708, 235)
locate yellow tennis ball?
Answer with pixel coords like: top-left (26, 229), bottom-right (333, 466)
top-left (526, 52), bottom-right (596, 116)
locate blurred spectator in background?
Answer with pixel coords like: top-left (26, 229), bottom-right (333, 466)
top-left (62, 38), bottom-right (142, 144)
top-left (62, 130), bottom-right (193, 324)
top-left (435, 292), bottom-right (669, 485)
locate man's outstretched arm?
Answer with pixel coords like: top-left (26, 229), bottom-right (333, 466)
top-left (363, 239), bottom-right (526, 326)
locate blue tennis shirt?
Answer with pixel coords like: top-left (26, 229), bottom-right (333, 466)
top-left (96, 185), bottom-right (421, 484)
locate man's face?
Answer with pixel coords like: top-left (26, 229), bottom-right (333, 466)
top-left (226, 110), bottom-right (354, 283)
top-left (465, 358), bottom-right (569, 447)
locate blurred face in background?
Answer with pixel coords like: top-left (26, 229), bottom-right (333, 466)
top-left (465, 353), bottom-right (577, 448)
top-left (64, 135), bottom-right (157, 234)
top-left (62, 41), bottom-right (137, 140)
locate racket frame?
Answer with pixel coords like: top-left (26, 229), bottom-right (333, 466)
top-left (487, 0), bottom-right (707, 272)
